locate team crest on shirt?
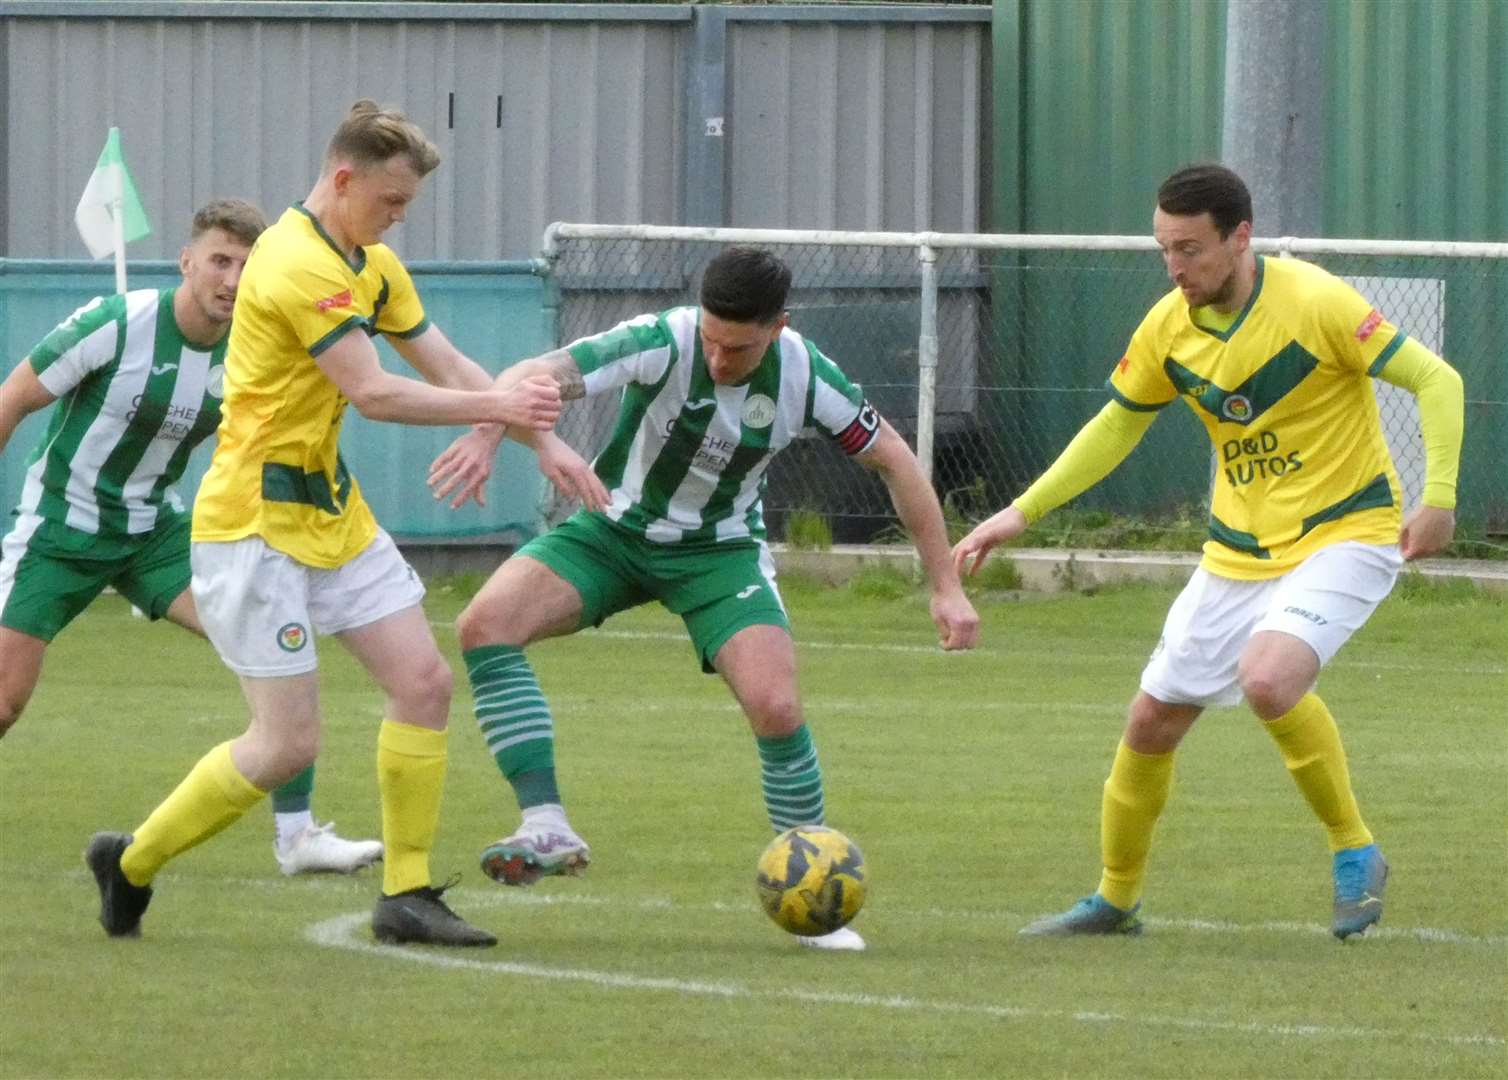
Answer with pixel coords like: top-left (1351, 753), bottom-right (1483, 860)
top-left (276, 622), bottom-right (309, 652)
top-left (206, 365), bottom-right (225, 399)
top-left (741, 393), bottom-right (776, 429)
top-left (1221, 394), bottom-right (1253, 422)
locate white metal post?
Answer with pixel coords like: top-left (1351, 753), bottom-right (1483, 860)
top-left (916, 243), bottom-right (939, 486)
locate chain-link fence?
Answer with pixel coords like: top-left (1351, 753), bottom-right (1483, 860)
top-left (542, 225), bottom-right (1508, 556)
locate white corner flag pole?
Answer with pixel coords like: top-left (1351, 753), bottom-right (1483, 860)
top-left (112, 155), bottom-right (128, 294)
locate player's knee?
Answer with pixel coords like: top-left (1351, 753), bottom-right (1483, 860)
top-left (0, 681), bottom-right (31, 737)
top-left (260, 729), bottom-right (320, 786)
top-left (456, 601), bottom-right (523, 652)
top-left (1238, 664), bottom-right (1303, 721)
top-left (1124, 693), bottom-right (1197, 753)
top-left (392, 651), bottom-right (454, 714)
top-left (744, 691), bottom-right (803, 736)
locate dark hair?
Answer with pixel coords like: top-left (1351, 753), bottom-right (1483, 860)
top-left (326, 98), bottom-right (441, 177)
top-left (191, 198), bottom-right (265, 247)
top-left (1157, 164), bottom-right (1253, 238)
top-left (699, 246), bottom-right (791, 324)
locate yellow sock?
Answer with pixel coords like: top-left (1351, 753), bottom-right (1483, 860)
top-left (1264, 693), bottom-right (1373, 852)
top-left (378, 720), bottom-right (447, 896)
top-left (1098, 740), bottom-right (1175, 911)
top-left (120, 741), bottom-right (266, 887)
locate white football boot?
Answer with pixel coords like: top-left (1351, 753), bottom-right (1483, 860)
top-left (797, 926), bottom-right (867, 951)
top-left (480, 807), bottom-right (591, 886)
top-left (275, 822), bottom-right (383, 875)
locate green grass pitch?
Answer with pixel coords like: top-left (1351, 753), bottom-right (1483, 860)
top-left (1, 572), bottom-right (1503, 1078)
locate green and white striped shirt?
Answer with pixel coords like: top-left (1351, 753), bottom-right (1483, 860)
top-left (16, 288), bottom-right (225, 542)
top-left (568, 306), bottom-right (879, 544)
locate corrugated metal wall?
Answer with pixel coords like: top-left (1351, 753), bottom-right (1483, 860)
top-left (1326, 0), bottom-right (1507, 241)
top-left (727, 18), bottom-right (986, 231)
top-left (1, 3), bottom-right (992, 260)
top-left (996, 0), bottom-right (1227, 234)
top-left (993, 0), bottom-right (1505, 241)
top-left (2, 7), bottom-right (688, 259)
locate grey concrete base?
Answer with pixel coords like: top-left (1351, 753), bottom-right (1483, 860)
top-left (768, 543), bottom-right (1508, 594)
top-left (393, 537), bottom-right (1507, 594)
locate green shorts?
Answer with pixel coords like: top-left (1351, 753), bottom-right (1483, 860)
top-left (0, 513), bottom-right (191, 642)
top-left (516, 511), bottom-right (789, 672)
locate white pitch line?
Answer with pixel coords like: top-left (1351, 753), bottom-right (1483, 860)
top-left (462, 889), bottom-right (1508, 949)
top-left (166, 871), bottom-right (1503, 950)
top-left (305, 912), bottom-right (1503, 1049)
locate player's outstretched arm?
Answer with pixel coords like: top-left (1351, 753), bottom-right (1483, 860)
top-left (387, 324), bottom-right (493, 392)
top-left (317, 328), bottom-right (560, 428)
top-left (0, 359), bottom-right (58, 455)
top-left (952, 401), bottom-right (1157, 577)
top-left (857, 419), bottom-right (980, 651)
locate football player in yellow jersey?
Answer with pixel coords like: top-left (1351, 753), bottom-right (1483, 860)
top-left (85, 100), bottom-right (577, 947)
top-left (954, 164), bottom-right (1463, 940)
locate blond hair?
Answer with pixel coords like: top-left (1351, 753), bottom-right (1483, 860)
top-left (325, 99), bottom-right (441, 177)
top-left (191, 198), bottom-right (266, 246)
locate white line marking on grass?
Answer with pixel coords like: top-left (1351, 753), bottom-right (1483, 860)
top-left (241, 876), bottom-right (1504, 950)
top-left (306, 912), bottom-right (1503, 1048)
top-left (469, 890), bottom-right (1508, 948)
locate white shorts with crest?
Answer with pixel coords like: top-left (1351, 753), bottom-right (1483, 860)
top-left (190, 529), bottom-right (426, 677)
top-left (1139, 541), bottom-right (1403, 708)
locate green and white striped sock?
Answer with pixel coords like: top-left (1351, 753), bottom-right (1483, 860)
top-left (464, 644), bottom-right (561, 810)
top-left (757, 725), bottom-right (825, 830)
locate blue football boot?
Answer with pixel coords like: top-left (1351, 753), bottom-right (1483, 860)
top-left (1332, 843), bottom-right (1388, 939)
top-left (1019, 893), bottom-right (1143, 936)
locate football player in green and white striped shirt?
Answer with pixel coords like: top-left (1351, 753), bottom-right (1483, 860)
top-left (435, 246), bottom-right (981, 951)
top-left (0, 200), bottom-right (381, 876)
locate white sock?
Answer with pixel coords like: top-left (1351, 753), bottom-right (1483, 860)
top-left (522, 803), bottom-right (570, 830)
top-left (274, 810), bottom-right (315, 851)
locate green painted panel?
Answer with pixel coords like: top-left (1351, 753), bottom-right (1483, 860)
top-left (996, 0), bottom-right (1227, 234)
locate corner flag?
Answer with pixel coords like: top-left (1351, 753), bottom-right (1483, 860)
top-left (74, 127), bottom-right (151, 260)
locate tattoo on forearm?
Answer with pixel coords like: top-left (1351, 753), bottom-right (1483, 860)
top-left (545, 352), bottom-right (586, 401)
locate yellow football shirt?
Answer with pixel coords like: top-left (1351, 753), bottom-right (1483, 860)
top-left (192, 205), bottom-right (429, 568)
top-left (1109, 255), bottom-right (1407, 580)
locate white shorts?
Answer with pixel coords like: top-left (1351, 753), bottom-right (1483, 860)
top-left (1140, 541), bottom-right (1403, 708)
top-left (190, 530), bottom-right (426, 678)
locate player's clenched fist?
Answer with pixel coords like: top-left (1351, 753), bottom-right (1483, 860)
top-left (495, 373), bottom-right (562, 430)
